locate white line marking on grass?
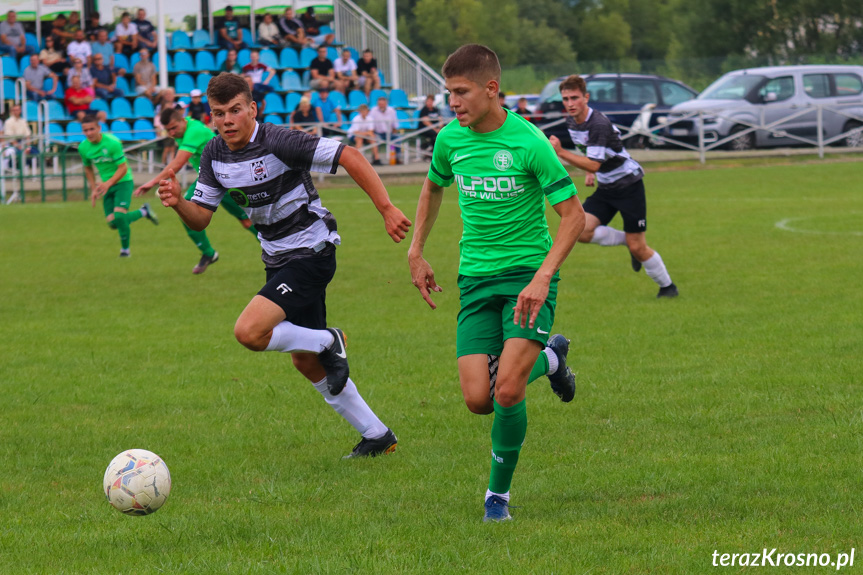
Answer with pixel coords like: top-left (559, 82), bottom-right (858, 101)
top-left (775, 216), bottom-right (863, 236)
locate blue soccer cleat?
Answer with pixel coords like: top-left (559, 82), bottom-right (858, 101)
top-left (483, 495), bottom-right (512, 522)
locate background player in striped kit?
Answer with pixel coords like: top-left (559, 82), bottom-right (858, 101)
top-left (156, 73), bottom-right (412, 458)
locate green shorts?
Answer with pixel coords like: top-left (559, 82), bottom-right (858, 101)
top-left (102, 180), bottom-right (134, 217)
top-left (184, 183), bottom-right (249, 220)
top-left (456, 268), bottom-right (559, 357)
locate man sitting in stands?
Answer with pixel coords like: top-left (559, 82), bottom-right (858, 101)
top-left (309, 46), bottom-right (336, 91)
top-left (278, 7), bottom-right (313, 47)
top-left (23, 54), bottom-right (59, 101)
top-left (90, 53), bottom-right (124, 99)
top-left (299, 7), bottom-right (334, 47)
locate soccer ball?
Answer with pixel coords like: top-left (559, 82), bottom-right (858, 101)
top-left (103, 449), bottom-right (172, 516)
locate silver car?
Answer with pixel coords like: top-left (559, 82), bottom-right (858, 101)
top-left (665, 65), bottom-right (863, 150)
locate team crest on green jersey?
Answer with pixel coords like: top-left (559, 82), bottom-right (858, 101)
top-left (493, 150), bottom-right (514, 171)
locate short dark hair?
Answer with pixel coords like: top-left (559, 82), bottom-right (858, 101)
top-left (207, 72), bottom-right (252, 105)
top-left (81, 114), bottom-right (99, 125)
top-left (160, 106), bottom-right (184, 126)
top-left (442, 44), bottom-right (500, 85)
top-left (121, 11), bottom-right (130, 18)
top-left (225, 5), bottom-right (234, 11)
top-left (559, 75), bottom-right (587, 94)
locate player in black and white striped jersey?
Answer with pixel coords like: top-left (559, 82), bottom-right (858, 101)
top-left (157, 73), bottom-right (413, 458)
top-left (549, 74), bottom-right (678, 298)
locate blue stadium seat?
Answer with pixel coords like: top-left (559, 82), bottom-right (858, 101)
top-left (172, 52), bottom-right (195, 73)
top-left (369, 89), bottom-right (387, 105)
top-left (113, 53), bottom-right (131, 72)
top-left (18, 56), bottom-right (29, 74)
top-left (110, 97), bottom-right (133, 120)
top-left (1, 56), bottom-right (20, 77)
top-left (175, 73), bottom-right (195, 95)
top-left (319, 25), bottom-right (333, 36)
top-left (348, 90), bottom-right (368, 110)
top-left (379, 70), bottom-right (390, 88)
top-left (133, 119), bottom-right (157, 140)
top-left (328, 91), bottom-right (347, 110)
top-left (25, 33), bottom-right (39, 53)
top-left (196, 72), bottom-right (213, 93)
top-left (45, 99), bottom-right (68, 121)
top-left (281, 71), bottom-right (303, 92)
top-left (192, 29), bottom-right (214, 49)
top-left (259, 48), bottom-right (279, 70)
top-left (346, 46), bottom-right (359, 62)
top-left (239, 28), bottom-right (258, 48)
top-left (44, 77), bottom-right (64, 99)
top-left (133, 96), bottom-right (155, 118)
top-left (263, 92), bottom-right (285, 114)
top-left (45, 123), bottom-right (65, 143)
top-left (90, 98), bottom-right (110, 118)
top-left (279, 48), bottom-right (299, 70)
top-left (100, 121), bottom-right (109, 132)
top-left (299, 47), bottom-right (317, 69)
top-left (2, 78), bottom-right (15, 99)
top-left (115, 76), bottom-right (134, 97)
top-left (215, 49), bottom-right (228, 69)
top-left (389, 89), bottom-right (410, 109)
top-left (195, 51), bottom-right (216, 72)
top-left (25, 100), bottom-right (38, 120)
top-left (301, 70), bottom-right (310, 89)
top-left (264, 114), bottom-right (283, 125)
top-left (110, 119), bottom-right (134, 141)
top-left (65, 121), bottom-right (85, 143)
top-left (326, 47), bottom-right (339, 62)
top-left (171, 31), bottom-right (192, 51)
top-left (396, 109), bottom-right (417, 130)
top-left (237, 48), bottom-right (251, 68)
top-left (285, 91), bottom-right (301, 113)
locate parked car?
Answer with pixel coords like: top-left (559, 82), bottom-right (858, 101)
top-left (535, 73), bottom-right (699, 147)
top-left (664, 65), bottom-right (863, 150)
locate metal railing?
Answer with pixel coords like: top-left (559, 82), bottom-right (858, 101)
top-left (332, 0), bottom-right (445, 99)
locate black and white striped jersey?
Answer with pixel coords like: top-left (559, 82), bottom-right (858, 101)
top-left (193, 122), bottom-right (345, 267)
top-left (566, 108), bottom-right (643, 190)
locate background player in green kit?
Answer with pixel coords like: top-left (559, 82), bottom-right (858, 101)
top-left (79, 116), bottom-right (158, 257)
top-left (135, 107), bottom-right (259, 274)
top-left (408, 45), bottom-right (586, 522)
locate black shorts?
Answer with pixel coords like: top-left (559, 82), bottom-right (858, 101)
top-left (582, 178), bottom-right (647, 233)
top-left (258, 251), bottom-right (337, 329)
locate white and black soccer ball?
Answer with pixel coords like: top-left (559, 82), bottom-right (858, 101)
top-left (103, 449), bottom-right (171, 516)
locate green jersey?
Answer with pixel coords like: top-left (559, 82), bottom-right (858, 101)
top-left (78, 133), bottom-right (133, 184)
top-left (176, 117), bottom-right (215, 174)
top-left (428, 111), bottom-right (577, 277)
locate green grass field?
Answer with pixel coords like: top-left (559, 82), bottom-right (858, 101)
top-left (1, 162), bottom-right (861, 574)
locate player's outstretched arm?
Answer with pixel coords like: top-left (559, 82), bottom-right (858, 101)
top-left (157, 168), bottom-right (213, 231)
top-left (338, 145), bottom-right (411, 243)
top-left (407, 177), bottom-right (445, 310)
top-left (549, 135), bottom-right (602, 174)
top-left (135, 150), bottom-right (193, 197)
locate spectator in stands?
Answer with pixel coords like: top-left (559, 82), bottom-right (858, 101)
top-left (357, 49), bottom-right (381, 97)
top-left (314, 88), bottom-right (343, 135)
top-left (49, 14), bottom-right (68, 52)
top-left (67, 29), bottom-right (92, 65)
top-left (90, 53), bottom-right (123, 99)
top-left (334, 48), bottom-right (358, 95)
top-left (39, 36), bottom-right (68, 76)
top-left (512, 97), bottom-right (534, 123)
top-left (134, 48), bottom-right (159, 98)
top-left (369, 95), bottom-right (399, 163)
top-left (85, 11), bottom-right (106, 42)
top-left (133, 9), bottom-right (157, 53)
top-left (348, 103), bottom-right (380, 165)
top-left (65, 74), bottom-right (97, 121)
top-left (278, 7), bottom-right (312, 47)
top-left (1, 103), bottom-right (37, 164)
top-left (0, 10), bottom-right (35, 57)
top-left (309, 46), bottom-right (336, 91)
top-left (64, 11), bottom-right (83, 42)
top-left (498, 91), bottom-right (506, 108)
top-left (186, 89), bottom-right (210, 123)
top-left (221, 48), bottom-right (242, 74)
top-left (113, 12), bottom-right (138, 57)
top-left (90, 29), bottom-right (117, 72)
top-left (418, 94), bottom-right (443, 153)
top-left (257, 13), bottom-right (284, 47)
top-left (23, 54), bottom-right (58, 101)
top-left (217, 6), bottom-right (247, 51)
top-left (67, 57), bottom-right (94, 89)
top-left (154, 87), bottom-right (184, 164)
top-left (290, 97), bottom-right (317, 134)
top-left (299, 7), bottom-right (334, 47)
top-left (242, 50), bottom-right (276, 94)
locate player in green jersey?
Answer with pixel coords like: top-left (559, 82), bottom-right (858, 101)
top-left (408, 45), bottom-right (587, 522)
top-left (79, 115), bottom-right (158, 257)
top-left (135, 107), bottom-right (259, 274)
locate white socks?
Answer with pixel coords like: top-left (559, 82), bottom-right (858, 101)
top-left (543, 347), bottom-right (558, 375)
top-left (643, 252), bottom-right (672, 288)
top-left (265, 321), bottom-right (335, 353)
top-left (486, 489), bottom-right (510, 503)
top-left (590, 226), bottom-right (627, 246)
top-left (312, 377), bottom-right (389, 439)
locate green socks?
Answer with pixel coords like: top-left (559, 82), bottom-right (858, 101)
top-left (184, 223), bottom-right (215, 257)
top-left (488, 398), bottom-right (527, 495)
top-left (528, 351), bottom-right (549, 384)
top-left (109, 210), bottom-right (143, 250)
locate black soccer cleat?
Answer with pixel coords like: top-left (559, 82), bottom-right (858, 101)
top-left (343, 429), bottom-right (397, 459)
top-left (192, 251), bottom-right (219, 274)
top-left (319, 327), bottom-right (349, 395)
top-left (119, 249), bottom-right (131, 258)
top-left (630, 251), bottom-right (642, 273)
top-left (657, 283), bottom-right (679, 298)
top-left (141, 202), bottom-right (159, 225)
top-left (546, 334), bottom-right (576, 403)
